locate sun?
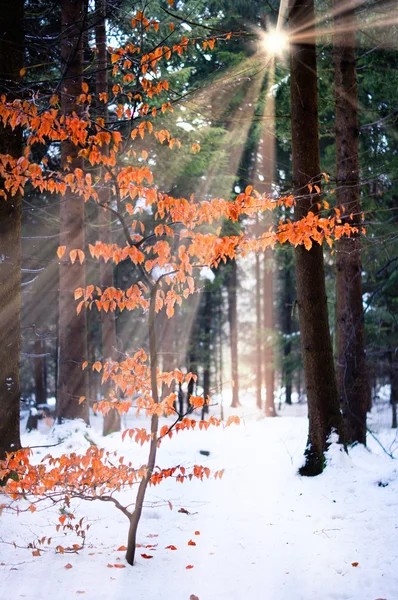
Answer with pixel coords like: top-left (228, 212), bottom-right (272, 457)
top-left (262, 29), bottom-right (289, 56)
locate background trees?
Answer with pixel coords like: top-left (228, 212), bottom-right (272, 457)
top-left (0, 0), bottom-right (397, 482)
top-left (0, 1), bottom-right (24, 460)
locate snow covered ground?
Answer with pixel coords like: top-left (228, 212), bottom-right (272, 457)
top-left (1, 397), bottom-right (398, 600)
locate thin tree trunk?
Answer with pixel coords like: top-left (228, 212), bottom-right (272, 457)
top-left (125, 286), bottom-right (159, 565)
top-left (34, 337), bottom-right (47, 406)
top-left (289, 0), bottom-right (343, 475)
top-left (282, 250), bottom-right (293, 405)
top-left (201, 285), bottom-right (212, 419)
top-left (264, 249), bottom-right (276, 415)
top-left (57, 0), bottom-right (89, 422)
top-left (95, 0), bottom-right (120, 435)
top-left (255, 239), bottom-right (262, 409)
top-left (333, 1), bottom-right (368, 445)
top-left (227, 259), bottom-right (240, 407)
top-left (258, 73), bottom-right (276, 416)
top-left (0, 0), bottom-right (24, 459)
top-left (390, 352), bottom-right (397, 429)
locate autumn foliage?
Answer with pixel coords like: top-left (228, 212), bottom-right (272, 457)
top-left (0, 8), bottom-right (360, 565)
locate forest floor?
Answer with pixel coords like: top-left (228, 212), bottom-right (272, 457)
top-left (1, 395), bottom-right (398, 600)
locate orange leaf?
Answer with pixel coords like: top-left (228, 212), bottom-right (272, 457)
top-left (117, 546), bottom-right (127, 551)
top-left (82, 361), bottom-right (88, 370)
top-left (78, 396), bottom-right (85, 405)
top-left (114, 564), bottom-right (126, 568)
top-left (165, 545), bottom-right (177, 550)
top-left (65, 563), bottom-right (73, 569)
top-left (19, 67), bottom-right (26, 77)
top-left (57, 246), bottom-right (66, 259)
top-left (32, 549), bottom-right (41, 557)
top-left (188, 540), bottom-right (196, 546)
top-left (82, 82), bottom-right (89, 93)
top-left (141, 554), bottom-right (153, 559)
top-left (70, 249), bottom-right (77, 264)
top-left (351, 562), bottom-right (359, 567)
top-left (186, 565), bottom-right (194, 569)
top-left (194, 531), bottom-right (200, 535)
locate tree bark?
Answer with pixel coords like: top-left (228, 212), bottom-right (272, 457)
top-left (282, 250), bottom-right (294, 405)
top-left (0, 0), bottom-right (24, 459)
top-left (258, 72), bottom-right (276, 416)
top-left (255, 240), bottom-right (262, 409)
top-left (227, 259), bottom-right (240, 407)
top-left (333, 1), bottom-right (368, 445)
top-left (95, 0), bottom-right (120, 435)
top-left (263, 249), bottom-right (276, 415)
top-left (390, 352), bottom-right (397, 429)
top-left (34, 337), bottom-right (47, 406)
top-left (289, 0), bottom-right (343, 475)
top-left (125, 286), bottom-right (159, 565)
top-left (201, 284), bottom-right (212, 419)
top-left (57, 0), bottom-right (89, 422)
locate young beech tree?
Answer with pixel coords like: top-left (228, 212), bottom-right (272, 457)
top-left (0, 11), bottom-right (360, 563)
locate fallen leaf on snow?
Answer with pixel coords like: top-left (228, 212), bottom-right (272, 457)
top-left (351, 562), bottom-right (359, 567)
top-left (117, 546), bottom-right (127, 551)
top-left (165, 545), bottom-right (177, 550)
top-left (188, 540), bottom-right (196, 546)
top-left (186, 565), bottom-right (194, 569)
top-left (141, 554), bottom-right (153, 559)
top-left (64, 563), bottom-right (73, 569)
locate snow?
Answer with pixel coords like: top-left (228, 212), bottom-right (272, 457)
top-left (1, 399), bottom-right (398, 600)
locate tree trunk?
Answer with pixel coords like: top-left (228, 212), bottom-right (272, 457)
top-left (255, 242), bottom-right (262, 409)
top-left (0, 0), bottom-right (24, 459)
top-left (258, 73), bottom-right (276, 416)
top-left (390, 353), bottom-right (397, 429)
top-left (201, 284), bottom-right (212, 419)
top-left (289, 0), bottom-right (343, 475)
top-left (264, 249), bottom-right (276, 415)
top-left (34, 337), bottom-right (47, 406)
top-left (333, 2), bottom-right (368, 445)
top-left (282, 250), bottom-right (294, 405)
top-left (227, 259), bottom-right (240, 407)
top-left (95, 0), bottom-right (120, 435)
top-left (125, 286), bottom-right (159, 565)
top-left (57, 0), bottom-right (89, 422)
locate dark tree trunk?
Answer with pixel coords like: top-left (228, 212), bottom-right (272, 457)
top-left (187, 343), bottom-right (197, 410)
top-left (333, 2), bottom-right (369, 445)
top-left (95, 0), bottom-right (120, 435)
top-left (57, 0), bottom-right (89, 422)
top-left (227, 259), bottom-right (240, 407)
top-left (0, 0), bottom-right (24, 459)
top-left (289, 0), bottom-right (343, 475)
top-left (34, 337), bottom-right (47, 406)
top-left (390, 353), bottom-right (397, 429)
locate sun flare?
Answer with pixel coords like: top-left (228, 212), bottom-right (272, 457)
top-left (262, 29), bottom-right (289, 56)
